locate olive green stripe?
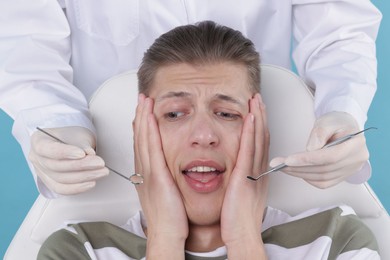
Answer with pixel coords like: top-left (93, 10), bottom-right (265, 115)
top-left (73, 222), bottom-right (227, 260)
top-left (74, 222), bottom-right (147, 259)
top-left (328, 213), bottom-right (379, 259)
top-left (262, 207), bottom-right (378, 257)
top-left (37, 228), bottom-right (92, 260)
top-left (39, 207), bottom-right (378, 260)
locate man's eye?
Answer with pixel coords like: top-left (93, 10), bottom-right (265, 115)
top-left (164, 111), bottom-right (185, 121)
top-left (216, 111), bottom-right (240, 120)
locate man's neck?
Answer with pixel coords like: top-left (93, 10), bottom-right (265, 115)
top-left (185, 223), bottom-right (224, 253)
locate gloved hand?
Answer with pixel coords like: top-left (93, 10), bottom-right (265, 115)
top-left (29, 126), bottom-right (109, 195)
top-left (270, 111), bottom-right (369, 189)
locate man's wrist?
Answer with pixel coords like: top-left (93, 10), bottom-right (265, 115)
top-left (226, 235), bottom-right (267, 259)
top-left (146, 232), bottom-right (186, 259)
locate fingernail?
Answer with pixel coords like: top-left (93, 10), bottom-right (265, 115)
top-left (257, 93), bottom-right (263, 103)
top-left (257, 94), bottom-right (265, 109)
top-left (138, 93), bottom-right (145, 104)
top-left (143, 97), bottom-right (150, 107)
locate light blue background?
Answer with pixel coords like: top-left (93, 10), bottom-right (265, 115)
top-left (1, 1), bottom-right (389, 257)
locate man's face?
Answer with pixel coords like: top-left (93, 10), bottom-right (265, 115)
top-left (149, 62), bottom-right (254, 226)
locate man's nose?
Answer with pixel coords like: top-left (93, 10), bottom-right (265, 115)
top-left (189, 115), bottom-right (219, 148)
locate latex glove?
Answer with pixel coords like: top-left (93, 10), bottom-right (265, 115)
top-left (133, 94), bottom-right (188, 258)
top-left (270, 111), bottom-right (369, 189)
top-left (221, 94), bottom-right (269, 258)
top-left (29, 126), bottom-right (109, 195)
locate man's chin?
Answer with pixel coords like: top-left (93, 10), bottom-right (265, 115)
top-left (186, 209), bottom-right (221, 227)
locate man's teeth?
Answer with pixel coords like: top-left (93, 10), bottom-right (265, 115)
top-left (187, 166), bottom-right (217, 172)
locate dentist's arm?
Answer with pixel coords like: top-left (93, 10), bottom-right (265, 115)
top-left (0, 1), bottom-right (95, 197)
top-left (288, 0), bottom-right (382, 186)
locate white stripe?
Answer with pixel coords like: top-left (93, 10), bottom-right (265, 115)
top-left (62, 225), bottom-right (77, 234)
top-left (94, 247), bottom-right (143, 260)
top-left (338, 205), bottom-right (357, 217)
top-left (265, 236), bottom-right (331, 260)
top-left (84, 242), bottom-right (98, 260)
top-left (262, 205), bottom-right (355, 232)
top-left (186, 246), bottom-right (227, 257)
top-left (336, 248), bottom-right (380, 260)
top-left (121, 211), bottom-right (147, 238)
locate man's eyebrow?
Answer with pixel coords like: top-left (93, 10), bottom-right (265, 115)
top-left (155, 92), bottom-right (243, 105)
top-left (213, 94), bottom-right (243, 105)
top-left (155, 91), bottom-right (192, 102)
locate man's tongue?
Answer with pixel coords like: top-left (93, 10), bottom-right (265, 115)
top-left (186, 171), bottom-right (218, 183)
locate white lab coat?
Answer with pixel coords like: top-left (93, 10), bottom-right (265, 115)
top-left (0, 0), bottom-right (382, 197)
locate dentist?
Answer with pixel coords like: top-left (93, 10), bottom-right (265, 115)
top-left (0, 0), bottom-right (382, 197)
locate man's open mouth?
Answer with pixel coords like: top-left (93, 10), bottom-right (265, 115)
top-left (182, 166), bottom-right (223, 183)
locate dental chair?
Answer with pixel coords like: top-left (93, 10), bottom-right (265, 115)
top-left (5, 65), bottom-right (390, 259)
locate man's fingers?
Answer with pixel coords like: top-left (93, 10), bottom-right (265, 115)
top-left (148, 113), bottom-right (167, 170)
top-left (134, 94), bottom-right (152, 174)
top-left (256, 94), bottom-right (270, 171)
top-left (133, 94), bottom-right (146, 133)
top-left (235, 113), bottom-right (255, 175)
top-left (137, 97), bottom-right (153, 174)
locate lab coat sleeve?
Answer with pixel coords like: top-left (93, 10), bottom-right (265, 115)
top-left (0, 1), bottom-right (95, 198)
top-left (291, 0), bottom-right (382, 183)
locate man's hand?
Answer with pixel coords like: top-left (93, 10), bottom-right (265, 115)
top-left (133, 94), bottom-right (188, 259)
top-left (221, 94), bottom-right (269, 259)
top-left (29, 126), bottom-right (109, 195)
top-left (270, 111), bottom-right (369, 188)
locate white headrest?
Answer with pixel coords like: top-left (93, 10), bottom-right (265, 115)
top-left (89, 63), bottom-right (384, 215)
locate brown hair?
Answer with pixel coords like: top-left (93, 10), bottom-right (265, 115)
top-left (137, 20), bottom-right (260, 94)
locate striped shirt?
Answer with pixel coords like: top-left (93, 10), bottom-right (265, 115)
top-left (38, 205), bottom-right (379, 259)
